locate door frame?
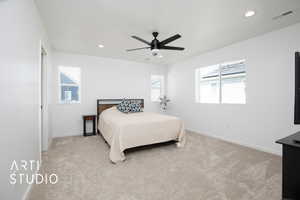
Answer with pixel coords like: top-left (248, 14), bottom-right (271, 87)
top-left (38, 40), bottom-right (48, 163)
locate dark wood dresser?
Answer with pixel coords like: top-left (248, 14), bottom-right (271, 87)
top-left (276, 132), bottom-right (300, 200)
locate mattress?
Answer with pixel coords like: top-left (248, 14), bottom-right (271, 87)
top-left (98, 107), bottom-right (186, 163)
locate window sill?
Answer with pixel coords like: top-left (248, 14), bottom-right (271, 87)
top-left (59, 101), bottom-right (81, 105)
top-left (195, 102), bottom-right (246, 105)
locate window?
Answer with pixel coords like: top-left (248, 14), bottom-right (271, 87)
top-left (58, 66), bottom-right (81, 103)
top-left (221, 61), bottom-right (246, 104)
top-left (151, 75), bottom-right (164, 102)
top-left (196, 60), bottom-right (246, 104)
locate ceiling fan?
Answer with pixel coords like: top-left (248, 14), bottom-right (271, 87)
top-left (127, 32), bottom-right (184, 56)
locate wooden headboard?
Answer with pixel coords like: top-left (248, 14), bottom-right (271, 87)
top-left (97, 98), bottom-right (144, 122)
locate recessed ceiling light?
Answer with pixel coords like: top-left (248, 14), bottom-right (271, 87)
top-left (98, 44), bottom-right (104, 48)
top-left (158, 55), bottom-right (163, 58)
top-left (245, 10), bottom-right (255, 18)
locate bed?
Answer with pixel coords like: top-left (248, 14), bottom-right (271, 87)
top-left (97, 99), bottom-right (186, 163)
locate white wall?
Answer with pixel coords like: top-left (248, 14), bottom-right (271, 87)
top-left (168, 22), bottom-right (300, 155)
top-left (51, 52), bottom-right (166, 137)
top-left (0, 0), bottom-right (52, 199)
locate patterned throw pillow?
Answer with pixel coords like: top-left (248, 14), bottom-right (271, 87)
top-left (129, 100), bottom-right (143, 113)
top-left (117, 99), bottom-right (131, 113)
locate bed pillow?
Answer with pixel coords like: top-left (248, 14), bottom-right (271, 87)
top-left (117, 99), bottom-right (131, 113)
top-left (129, 100), bottom-right (143, 113)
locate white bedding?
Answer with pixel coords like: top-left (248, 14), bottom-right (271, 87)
top-left (98, 107), bottom-right (186, 163)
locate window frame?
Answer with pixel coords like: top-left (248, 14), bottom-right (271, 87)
top-left (195, 60), bottom-right (246, 104)
top-left (151, 75), bottom-right (165, 102)
top-left (58, 66), bottom-right (81, 104)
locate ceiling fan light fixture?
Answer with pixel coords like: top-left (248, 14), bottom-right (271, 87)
top-left (245, 10), bottom-right (255, 18)
top-left (151, 48), bottom-right (160, 56)
top-left (151, 49), bottom-right (159, 52)
top-left (98, 44), bottom-right (104, 48)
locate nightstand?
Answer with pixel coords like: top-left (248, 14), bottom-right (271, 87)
top-left (82, 115), bottom-right (96, 136)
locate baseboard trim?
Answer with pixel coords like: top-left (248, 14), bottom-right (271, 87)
top-left (22, 169), bottom-right (38, 200)
top-left (22, 157), bottom-right (42, 200)
top-left (53, 133), bottom-right (82, 138)
top-left (186, 129), bottom-right (282, 156)
top-left (22, 181), bottom-right (33, 200)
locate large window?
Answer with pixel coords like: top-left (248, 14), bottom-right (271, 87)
top-left (151, 75), bottom-right (164, 102)
top-left (58, 66), bottom-right (81, 103)
top-left (195, 60), bottom-right (246, 104)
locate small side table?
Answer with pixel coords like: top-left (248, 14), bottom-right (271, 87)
top-left (82, 115), bottom-right (96, 136)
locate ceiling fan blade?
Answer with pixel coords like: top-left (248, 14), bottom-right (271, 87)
top-left (131, 36), bottom-right (151, 45)
top-left (126, 47), bottom-right (150, 52)
top-left (160, 46), bottom-right (185, 51)
top-left (159, 34), bottom-right (181, 46)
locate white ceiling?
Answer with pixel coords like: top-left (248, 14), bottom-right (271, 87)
top-left (35, 0), bottom-right (300, 65)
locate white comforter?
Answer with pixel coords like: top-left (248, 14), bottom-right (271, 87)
top-left (98, 107), bottom-right (186, 163)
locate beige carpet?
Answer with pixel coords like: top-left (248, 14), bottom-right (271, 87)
top-left (28, 131), bottom-right (281, 200)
